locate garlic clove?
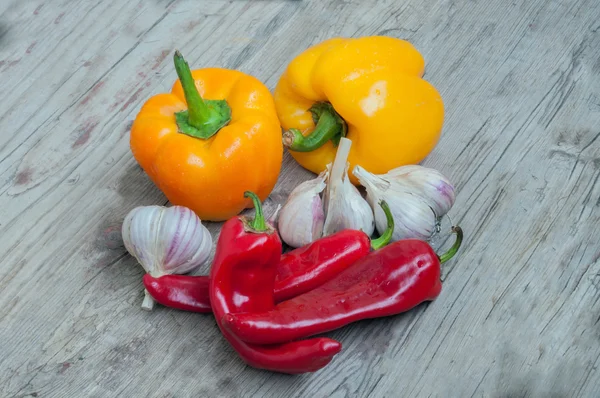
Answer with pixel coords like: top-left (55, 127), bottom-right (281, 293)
top-left (277, 171), bottom-right (328, 248)
top-left (322, 138), bottom-right (374, 237)
top-left (158, 206), bottom-right (213, 274)
top-left (122, 205), bottom-right (162, 274)
top-left (122, 205), bottom-right (213, 310)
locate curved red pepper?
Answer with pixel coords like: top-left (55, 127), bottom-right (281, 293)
top-left (274, 229), bottom-right (372, 301)
top-left (143, 274), bottom-right (211, 313)
top-left (144, 202), bottom-right (394, 312)
top-left (223, 227), bottom-right (463, 345)
top-left (209, 191), bottom-right (341, 374)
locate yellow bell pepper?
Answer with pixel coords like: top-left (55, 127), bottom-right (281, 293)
top-left (274, 36), bottom-right (444, 183)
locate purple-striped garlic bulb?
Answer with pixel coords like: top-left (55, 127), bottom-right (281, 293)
top-left (122, 205), bottom-right (212, 310)
top-left (353, 164), bottom-right (456, 242)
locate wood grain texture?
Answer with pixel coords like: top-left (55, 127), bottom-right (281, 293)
top-left (1, 0), bottom-right (599, 396)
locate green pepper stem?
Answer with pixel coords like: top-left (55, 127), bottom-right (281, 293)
top-left (173, 50), bottom-right (210, 128)
top-left (282, 102), bottom-right (346, 152)
top-left (244, 191), bottom-right (267, 232)
top-left (370, 200), bottom-right (394, 250)
top-left (438, 226), bottom-right (463, 264)
top-left (173, 51), bottom-right (231, 140)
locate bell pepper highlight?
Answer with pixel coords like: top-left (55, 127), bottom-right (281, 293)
top-left (223, 227), bottom-right (463, 345)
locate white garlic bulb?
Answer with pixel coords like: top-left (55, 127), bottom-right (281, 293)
top-left (322, 138), bottom-right (374, 237)
top-left (385, 166), bottom-right (455, 217)
top-left (278, 171), bottom-right (327, 248)
top-left (277, 137), bottom-right (374, 248)
top-left (353, 164), bottom-right (456, 242)
top-left (122, 205), bottom-right (213, 310)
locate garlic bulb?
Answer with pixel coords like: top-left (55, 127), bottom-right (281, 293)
top-left (122, 205), bottom-right (213, 310)
top-left (322, 138), bottom-right (374, 237)
top-left (278, 171), bottom-right (327, 248)
top-left (385, 166), bottom-right (455, 217)
top-left (353, 164), bottom-right (456, 242)
top-left (277, 137), bottom-right (374, 248)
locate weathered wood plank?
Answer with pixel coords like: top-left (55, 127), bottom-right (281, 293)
top-left (1, 0), bottom-right (599, 397)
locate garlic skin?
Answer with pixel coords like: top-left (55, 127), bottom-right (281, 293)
top-left (353, 165), bottom-right (455, 242)
top-left (385, 165), bottom-right (455, 217)
top-left (322, 137), bottom-right (374, 237)
top-left (122, 205), bottom-right (212, 310)
top-left (278, 137), bottom-right (375, 248)
top-left (278, 171), bottom-right (327, 248)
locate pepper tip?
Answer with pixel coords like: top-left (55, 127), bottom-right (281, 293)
top-left (320, 339), bottom-right (342, 355)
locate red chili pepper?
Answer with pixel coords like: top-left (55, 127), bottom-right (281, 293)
top-left (144, 202), bottom-right (394, 311)
top-left (143, 274), bottom-right (211, 313)
top-left (222, 227), bottom-right (463, 345)
top-left (208, 191), bottom-right (342, 374)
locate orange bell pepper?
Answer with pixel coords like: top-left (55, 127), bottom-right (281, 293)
top-left (273, 36), bottom-right (444, 184)
top-left (130, 51), bottom-right (283, 221)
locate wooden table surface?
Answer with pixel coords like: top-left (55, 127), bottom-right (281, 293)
top-left (1, 0), bottom-right (599, 397)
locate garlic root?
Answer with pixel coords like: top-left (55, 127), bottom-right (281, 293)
top-left (141, 291), bottom-right (156, 311)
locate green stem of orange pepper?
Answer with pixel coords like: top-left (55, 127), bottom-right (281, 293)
top-left (173, 50), bottom-right (231, 139)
